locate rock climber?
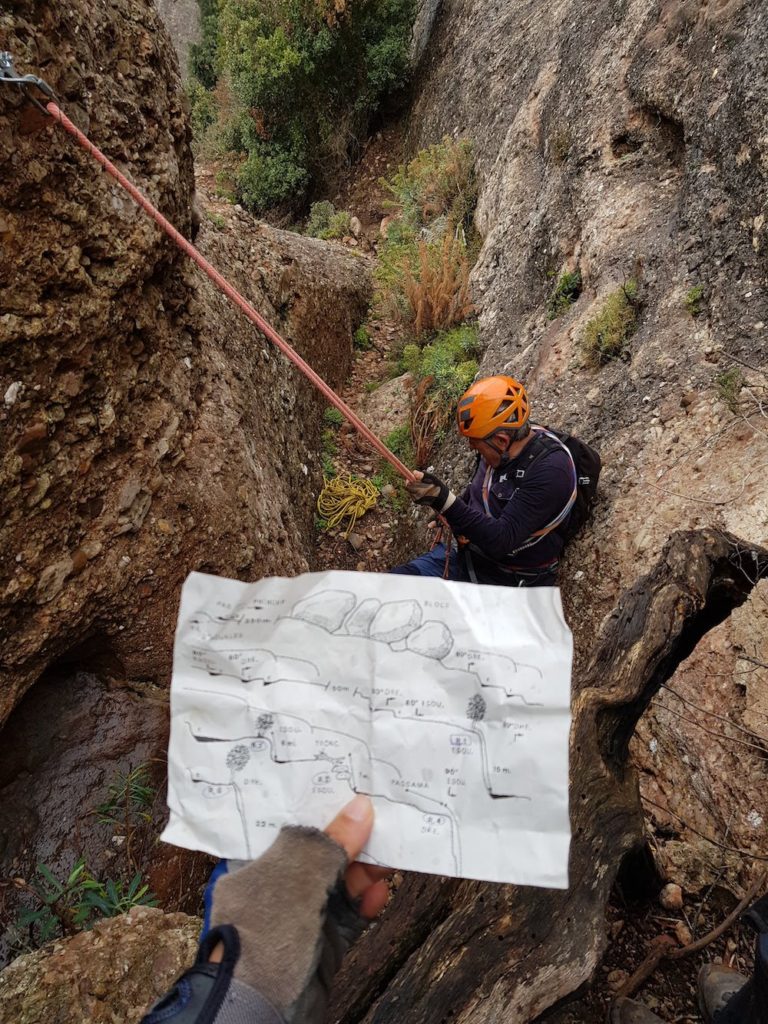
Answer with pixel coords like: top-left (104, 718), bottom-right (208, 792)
top-left (140, 794), bottom-right (767, 1024)
top-left (392, 375), bottom-right (579, 586)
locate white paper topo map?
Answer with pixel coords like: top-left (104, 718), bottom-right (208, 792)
top-left (162, 570), bottom-right (573, 888)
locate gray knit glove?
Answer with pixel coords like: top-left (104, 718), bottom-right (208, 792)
top-left (211, 826), bottom-right (363, 1022)
top-left (141, 826), bottom-right (366, 1024)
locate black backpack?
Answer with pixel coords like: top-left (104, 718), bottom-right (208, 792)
top-left (515, 426), bottom-right (601, 543)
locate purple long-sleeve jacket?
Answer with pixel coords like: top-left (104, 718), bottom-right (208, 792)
top-left (442, 440), bottom-right (575, 570)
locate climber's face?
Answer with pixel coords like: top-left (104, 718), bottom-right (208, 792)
top-left (468, 432), bottom-right (510, 469)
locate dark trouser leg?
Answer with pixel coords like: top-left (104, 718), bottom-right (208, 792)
top-left (390, 544), bottom-right (467, 581)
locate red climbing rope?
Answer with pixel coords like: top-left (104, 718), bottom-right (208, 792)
top-left (43, 100), bottom-right (415, 482)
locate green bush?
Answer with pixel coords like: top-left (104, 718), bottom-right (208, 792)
top-left (188, 79), bottom-right (218, 140)
top-left (354, 326), bottom-right (373, 350)
top-left (686, 284), bottom-right (705, 317)
top-left (189, 0), bottom-right (220, 89)
top-left (306, 201), bottom-right (352, 240)
top-left (375, 141), bottom-right (478, 328)
top-left (715, 367), bottom-right (743, 412)
top-left (384, 137), bottom-right (477, 232)
top-left (547, 268), bottom-right (582, 319)
top-left (401, 324), bottom-right (480, 403)
top-left (374, 219), bottom-right (420, 298)
top-left (191, 0), bottom-right (417, 212)
top-left (237, 146), bottom-right (309, 212)
top-left (581, 281), bottom-right (639, 366)
top-left (323, 407), bottom-right (344, 427)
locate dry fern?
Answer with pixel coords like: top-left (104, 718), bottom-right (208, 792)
top-left (403, 235), bottom-right (475, 338)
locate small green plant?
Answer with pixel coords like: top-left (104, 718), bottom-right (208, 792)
top-left (96, 764), bottom-right (154, 828)
top-left (715, 367), bottom-right (743, 412)
top-left (364, 379), bottom-right (380, 393)
top-left (323, 407), bottom-right (344, 428)
top-left (321, 426), bottom-right (338, 478)
top-left (205, 210), bottom-right (227, 230)
top-left (306, 202), bottom-right (352, 240)
top-left (322, 427), bottom-right (338, 454)
top-left (354, 326), bottom-right (373, 350)
top-left (9, 859), bottom-right (157, 954)
top-left (581, 280), bottom-right (639, 367)
top-left (372, 463), bottom-right (409, 510)
top-left (547, 268), bottom-right (582, 319)
top-left (384, 423), bottom-right (414, 466)
top-left (79, 873), bottom-right (158, 919)
top-left (686, 284), bottom-right (705, 317)
top-left (315, 515), bottom-right (329, 531)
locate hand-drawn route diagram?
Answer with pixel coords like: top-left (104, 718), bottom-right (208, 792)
top-left (162, 570), bottom-right (573, 887)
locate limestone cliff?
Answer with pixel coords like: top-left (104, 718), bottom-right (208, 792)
top-left (409, 0), bottom-right (768, 620)
top-left (405, 0), bottom-right (768, 886)
top-left (326, 2), bottom-right (768, 1020)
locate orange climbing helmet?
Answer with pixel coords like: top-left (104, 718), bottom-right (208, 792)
top-left (456, 376), bottom-right (530, 439)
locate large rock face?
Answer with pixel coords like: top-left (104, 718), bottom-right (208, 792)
top-left (409, 0), bottom-right (768, 619)
top-left (409, 0), bottom-right (768, 883)
top-left (0, 1), bottom-right (370, 726)
top-left (323, 2), bottom-right (768, 1021)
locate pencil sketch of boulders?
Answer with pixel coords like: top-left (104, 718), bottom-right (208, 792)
top-left (343, 598), bottom-right (381, 636)
top-left (405, 621), bottom-right (454, 660)
top-left (240, 650), bottom-right (318, 684)
top-left (369, 600), bottom-right (422, 643)
top-left (292, 590), bottom-right (356, 631)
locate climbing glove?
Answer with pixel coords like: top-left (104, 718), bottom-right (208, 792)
top-left (405, 471), bottom-right (455, 513)
top-left (141, 826), bottom-right (366, 1024)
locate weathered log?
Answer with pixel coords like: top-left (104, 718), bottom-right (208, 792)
top-left (329, 529), bottom-right (768, 1023)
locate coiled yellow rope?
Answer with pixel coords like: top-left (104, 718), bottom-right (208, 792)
top-left (317, 474), bottom-right (378, 536)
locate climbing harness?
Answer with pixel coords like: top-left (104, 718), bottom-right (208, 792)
top-left (499, 427), bottom-right (578, 556)
top-left (317, 475), bottom-right (378, 537)
top-left (0, 55), bottom-right (414, 485)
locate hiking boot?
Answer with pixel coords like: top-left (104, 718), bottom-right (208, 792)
top-left (611, 997), bottom-right (665, 1023)
top-left (697, 963), bottom-right (749, 1022)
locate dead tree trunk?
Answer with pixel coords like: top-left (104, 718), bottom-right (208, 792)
top-left (329, 529), bottom-right (768, 1023)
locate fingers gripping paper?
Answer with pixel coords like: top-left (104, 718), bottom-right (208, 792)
top-left (162, 571), bottom-right (573, 888)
